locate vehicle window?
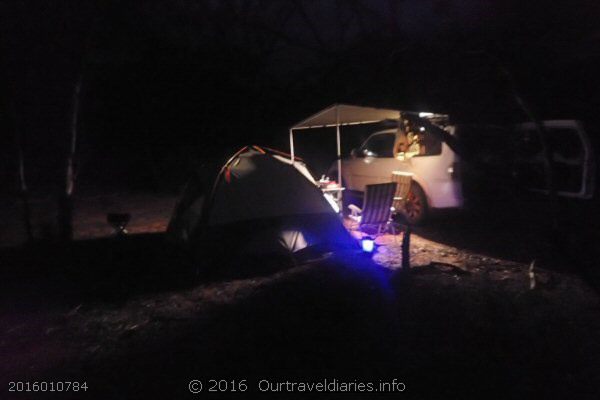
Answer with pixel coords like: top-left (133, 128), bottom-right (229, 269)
top-left (516, 128), bottom-right (583, 161)
top-left (547, 128), bottom-right (583, 161)
top-left (395, 122), bottom-right (442, 158)
top-left (359, 133), bottom-right (395, 158)
top-left (515, 129), bottom-right (542, 158)
top-left (412, 126), bottom-right (442, 157)
top-left (514, 126), bottom-right (586, 193)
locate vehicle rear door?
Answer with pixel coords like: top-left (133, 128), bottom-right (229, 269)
top-left (514, 120), bottom-right (595, 199)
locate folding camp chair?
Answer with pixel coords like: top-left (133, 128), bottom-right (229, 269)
top-left (391, 171), bottom-right (413, 214)
top-left (348, 182), bottom-right (398, 237)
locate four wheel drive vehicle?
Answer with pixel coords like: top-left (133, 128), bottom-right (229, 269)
top-left (330, 119), bottom-right (595, 224)
top-left (512, 120), bottom-right (595, 199)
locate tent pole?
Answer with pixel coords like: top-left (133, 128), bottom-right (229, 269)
top-left (335, 107), bottom-right (342, 209)
top-left (289, 128), bottom-right (294, 163)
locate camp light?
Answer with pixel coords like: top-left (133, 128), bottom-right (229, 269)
top-left (361, 236), bottom-right (376, 253)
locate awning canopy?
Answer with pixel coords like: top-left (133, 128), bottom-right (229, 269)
top-left (289, 104), bottom-right (448, 211)
top-left (289, 104), bottom-right (405, 208)
top-left (292, 104), bottom-right (402, 130)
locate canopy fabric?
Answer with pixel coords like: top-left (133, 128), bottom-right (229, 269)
top-left (289, 104), bottom-right (403, 191)
top-left (292, 104), bottom-right (402, 130)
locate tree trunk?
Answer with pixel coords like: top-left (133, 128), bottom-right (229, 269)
top-left (58, 74), bottom-right (82, 242)
top-left (12, 99), bottom-right (33, 243)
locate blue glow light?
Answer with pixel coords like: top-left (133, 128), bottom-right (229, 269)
top-left (361, 237), bottom-right (375, 253)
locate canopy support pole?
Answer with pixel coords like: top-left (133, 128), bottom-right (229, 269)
top-left (289, 128), bottom-right (294, 163)
top-left (335, 106), bottom-right (342, 210)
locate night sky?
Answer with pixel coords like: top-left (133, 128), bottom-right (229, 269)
top-left (1, 0), bottom-right (599, 193)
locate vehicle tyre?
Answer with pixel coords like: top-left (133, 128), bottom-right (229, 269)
top-left (403, 182), bottom-right (428, 225)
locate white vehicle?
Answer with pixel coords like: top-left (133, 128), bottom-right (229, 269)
top-left (512, 120), bottom-right (595, 200)
top-left (332, 118), bottom-right (459, 224)
top-left (332, 120), bottom-right (595, 224)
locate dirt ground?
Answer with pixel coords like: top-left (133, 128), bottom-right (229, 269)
top-left (2, 193), bottom-right (600, 399)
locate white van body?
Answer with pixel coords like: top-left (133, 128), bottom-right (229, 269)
top-left (340, 127), bottom-right (462, 209)
top-left (334, 120), bottom-right (594, 222)
top-left (514, 120), bottom-right (595, 199)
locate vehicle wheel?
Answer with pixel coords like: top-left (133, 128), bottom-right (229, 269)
top-left (403, 183), bottom-right (428, 225)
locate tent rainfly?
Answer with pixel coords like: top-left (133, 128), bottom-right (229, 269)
top-left (289, 104), bottom-right (402, 187)
top-left (168, 145), bottom-right (358, 263)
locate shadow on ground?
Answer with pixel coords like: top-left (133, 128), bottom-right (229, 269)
top-left (1, 234), bottom-right (194, 307)
top-left (2, 215), bottom-right (600, 399)
top-left (414, 196), bottom-right (599, 278)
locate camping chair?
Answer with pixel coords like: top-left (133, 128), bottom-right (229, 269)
top-left (391, 171), bottom-right (413, 214)
top-left (348, 182), bottom-right (398, 237)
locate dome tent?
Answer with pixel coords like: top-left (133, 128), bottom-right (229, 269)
top-left (168, 146), bottom-right (358, 268)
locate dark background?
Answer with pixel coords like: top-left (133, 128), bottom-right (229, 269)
top-left (2, 4), bottom-right (600, 397)
top-left (1, 0), bottom-right (599, 194)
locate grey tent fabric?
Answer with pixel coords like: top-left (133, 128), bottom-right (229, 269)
top-left (168, 146), bottom-right (357, 259)
top-left (208, 148), bottom-right (333, 226)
